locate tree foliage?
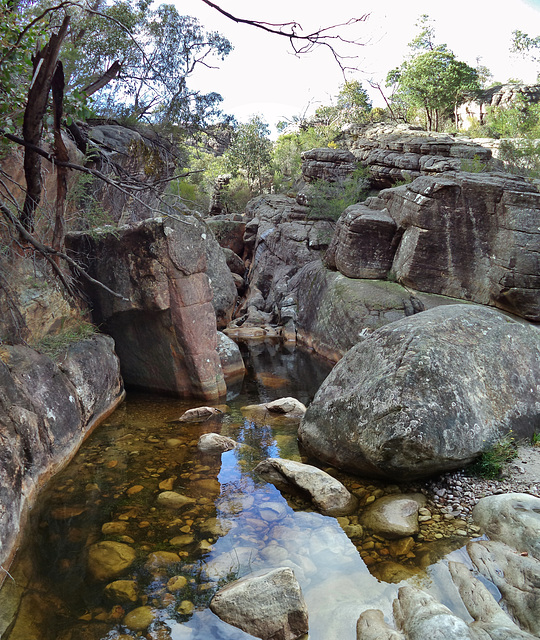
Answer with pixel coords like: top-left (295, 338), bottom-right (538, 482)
top-left (225, 116), bottom-right (273, 194)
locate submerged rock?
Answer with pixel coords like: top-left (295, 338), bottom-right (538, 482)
top-left (197, 433), bottom-right (237, 453)
top-left (156, 491), bottom-right (196, 510)
top-left (123, 606), bottom-right (156, 631)
top-left (299, 304), bottom-right (540, 479)
top-left (210, 567), bottom-right (309, 640)
top-left (360, 495), bottom-right (424, 539)
top-left (255, 458), bottom-right (358, 517)
top-left (87, 541), bottom-right (136, 581)
top-left (175, 406), bottom-right (224, 422)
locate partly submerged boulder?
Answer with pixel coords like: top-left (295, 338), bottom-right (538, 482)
top-left (210, 567), bottom-right (309, 640)
top-left (299, 304), bottom-right (540, 480)
top-left (254, 458), bottom-right (358, 517)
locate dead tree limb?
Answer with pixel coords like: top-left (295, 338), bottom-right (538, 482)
top-left (52, 61), bottom-right (68, 256)
top-left (21, 15), bottom-right (70, 233)
top-left (201, 0), bottom-right (369, 72)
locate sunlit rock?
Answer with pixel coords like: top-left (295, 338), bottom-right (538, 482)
top-left (357, 609), bottom-right (404, 640)
top-left (472, 493), bottom-right (540, 560)
top-left (210, 567), bottom-right (308, 640)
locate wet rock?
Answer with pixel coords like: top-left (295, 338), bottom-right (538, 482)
top-left (157, 491), bottom-right (196, 510)
top-left (175, 406), bottom-right (224, 423)
top-left (169, 535), bottom-right (195, 547)
top-left (449, 560), bottom-right (536, 640)
top-left (217, 331), bottom-right (245, 383)
top-left (87, 541), bottom-right (136, 581)
top-left (259, 501), bottom-right (289, 523)
top-left (145, 551), bottom-right (180, 571)
top-left (123, 606), bottom-right (156, 631)
top-left (177, 600), bottom-right (195, 615)
top-left (369, 562), bottom-right (420, 584)
top-left (0, 337), bottom-right (123, 571)
top-left (472, 493), bottom-right (540, 560)
top-left (393, 585), bottom-right (473, 639)
top-left (299, 305), bottom-right (540, 479)
top-left (361, 496), bottom-right (423, 539)
top-left (200, 517), bottom-right (233, 537)
top-left (210, 567), bottom-right (309, 640)
top-left (255, 458), bottom-right (358, 516)
top-left (65, 215), bottom-right (229, 400)
top-left (167, 575), bottom-right (188, 592)
top-left (101, 521), bottom-right (128, 536)
top-left (467, 539), bottom-right (540, 636)
top-left (357, 609), bottom-right (404, 640)
top-left (104, 580), bottom-right (138, 603)
top-left (197, 433), bottom-right (237, 454)
top-left (242, 397), bottom-right (307, 421)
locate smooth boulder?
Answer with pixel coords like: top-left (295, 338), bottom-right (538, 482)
top-left (197, 433), bottom-right (237, 453)
top-left (210, 567), bottom-right (308, 640)
top-left (255, 458), bottom-right (358, 516)
top-left (299, 304), bottom-right (540, 479)
top-left (360, 495), bottom-right (424, 539)
top-left (472, 493), bottom-right (540, 560)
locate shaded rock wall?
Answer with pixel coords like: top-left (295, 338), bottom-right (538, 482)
top-left (326, 171), bottom-right (540, 321)
top-left (288, 261), bottom-right (464, 361)
top-left (66, 214), bottom-right (231, 400)
top-left (0, 335), bottom-right (124, 574)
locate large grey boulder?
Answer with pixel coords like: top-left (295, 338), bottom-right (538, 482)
top-left (299, 304), bottom-right (540, 479)
top-left (254, 458), bottom-right (358, 517)
top-left (210, 567), bottom-right (309, 640)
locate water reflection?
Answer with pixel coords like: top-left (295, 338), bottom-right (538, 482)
top-left (0, 342), bottom-right (472, 640)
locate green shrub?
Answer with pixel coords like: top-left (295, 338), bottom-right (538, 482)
top-left (307, 167), bottom-right (369, 220)
top-left (33, 319), bottom-right (98, 360)
top-left (470, 431), bottom-right (518, 479)
top-left (460, 154), bottom-right (488, 173)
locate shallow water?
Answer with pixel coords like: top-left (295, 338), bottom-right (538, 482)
top-left (0, 341), bottom-right (477, 640)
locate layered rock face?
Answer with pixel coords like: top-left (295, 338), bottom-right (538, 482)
top-left (299, 304), bottom-right (540, 480)
top-left (330, 123), bottom-right (497, 188)
top-left (66, 214), bottom-right (234, 400)
top-left (300, 148), bottom-right (358, 183)
top-left (0, 335), bottom-right (124, 571)
top-left (325, 171), bottom-right (540, 321)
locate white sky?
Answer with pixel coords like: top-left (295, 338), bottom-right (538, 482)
top-left (175, 0), bottom-right (540, 134)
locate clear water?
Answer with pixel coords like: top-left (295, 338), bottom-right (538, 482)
top-left (0, 341), bottom-right (474, 640)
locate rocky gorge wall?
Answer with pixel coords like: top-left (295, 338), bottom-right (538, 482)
top-left (0, 334), bottom-right (124, 574)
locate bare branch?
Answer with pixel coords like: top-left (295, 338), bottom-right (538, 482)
top-left (83, 60), bottom-right (122, 96)
top-left (200, 0), bottom-right (369, 73)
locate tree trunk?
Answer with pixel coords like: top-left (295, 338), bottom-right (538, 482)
top-left (51, 61), bottom-right (68, 257)
top-left (20, 15), bottom-right (70, 233)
